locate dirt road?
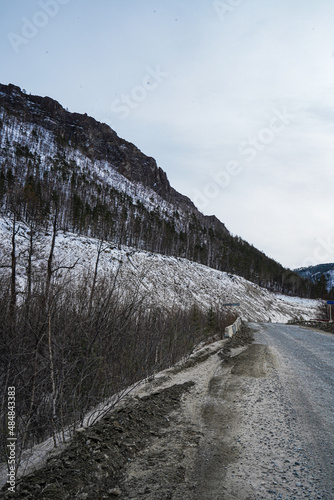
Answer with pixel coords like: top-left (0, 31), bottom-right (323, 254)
top-left (250, 323), bottom-right (334, 499)
top-left (4, 324), bottom-right (334, 499)
top-left (121, 323), bottom-right (334, 499)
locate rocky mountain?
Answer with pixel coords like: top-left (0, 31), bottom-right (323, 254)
top-left (0, 83), bottom-right (313, 296)
top-left (0, 83), bottom-right (214, 220)
top-left (0, 84), bottom-right (324, 485)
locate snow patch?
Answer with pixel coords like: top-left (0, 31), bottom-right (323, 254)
top-left (0, 219), bottom-right (322, 323)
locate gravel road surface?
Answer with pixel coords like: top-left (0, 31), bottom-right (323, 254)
top-left (249, 323), bottom-right (334, 499)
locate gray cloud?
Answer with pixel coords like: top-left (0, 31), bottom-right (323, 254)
top-left (1, 0), bottom-right (334, 269)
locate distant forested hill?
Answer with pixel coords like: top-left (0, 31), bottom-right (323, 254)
top-left (295, 263), bottom-right (334, 298)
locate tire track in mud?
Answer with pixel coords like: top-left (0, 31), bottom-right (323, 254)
top-left (120, 326), bottom-right (257, 500)
top-left (121, 327), bottom-right (328, 500)
top-left (191, 344), bottom-right (276, 500)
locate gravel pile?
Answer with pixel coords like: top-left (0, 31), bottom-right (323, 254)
top-left (1, 383), bottom-right (194, 499)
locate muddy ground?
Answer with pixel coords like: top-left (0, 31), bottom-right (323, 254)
top-left (2, 382), bottom-right (197, 499)
top-left (2, 324), bottom-right (328, 499)
top-left (0, 327), bottom-right (251, 499)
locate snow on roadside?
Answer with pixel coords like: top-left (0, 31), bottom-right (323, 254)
top-left (0, 335), bottom-right (226, 489)
top-left (275, 293), bottom-right (319, 308)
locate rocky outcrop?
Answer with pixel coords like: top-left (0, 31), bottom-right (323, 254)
top-left (0, 83), bottom-right (227, 235)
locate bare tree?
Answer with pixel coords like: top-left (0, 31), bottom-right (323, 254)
top-left (45, 207), bottom-right (58, 305)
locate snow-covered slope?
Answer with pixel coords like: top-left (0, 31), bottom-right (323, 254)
top-left (0, 218), bottom-right (321, 323)
top-left (327, 270), bottom-right (334, 290)
top-left (0, 117), bottom-right (181, 225)
top-left (0, 86), bottom-right (311, 298)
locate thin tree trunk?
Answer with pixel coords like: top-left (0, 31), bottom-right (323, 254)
top-left (88, 240), bottom-right (103, 316)
top-left (46, 208), bottom-right (58, 305)
top-left (25, 228), bottom-right (34, 320)
top-left (9, 213), bottom-right (17, 321)
top-left (48, 310), bottom-right (57, 447)
top-left (17, 348), bottom-right (39, 470)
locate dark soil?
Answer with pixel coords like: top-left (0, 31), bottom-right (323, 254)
top-left (1, 382), bottom-right (194, 499)
top-left (1, 324), bottom-right (256, 500)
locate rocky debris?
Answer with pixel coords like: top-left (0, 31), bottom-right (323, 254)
top-left (119, 420), bottom-right (202, 499)
top-left (1, 382), bottom-right (194, 499)
top-left (296, 321), bottom-right (334, 334)
top-left (219, 322), bottom-right (255, 358)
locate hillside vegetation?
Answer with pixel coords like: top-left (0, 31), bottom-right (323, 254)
top-left (0, 83), bottom-right (322, 474)
top-left (0, 83), bottom-right (313, 296)
top-left (295, 263), bottom-right (334, 298)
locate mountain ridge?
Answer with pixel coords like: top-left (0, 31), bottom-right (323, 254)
top-left (0, 82), bottom-right (315, 296)
top-left (0, 83), bottom-right (228, 235)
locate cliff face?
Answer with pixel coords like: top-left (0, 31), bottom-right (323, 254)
top-left (0, 83), bottom-right (316, 296)
top-left (0, 84), bottom-right (168, 193)
top-left (0, 83), bottom-right (226, 233)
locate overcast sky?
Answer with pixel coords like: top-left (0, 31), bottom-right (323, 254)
top-left (1, 0), bottom-right (334, 269)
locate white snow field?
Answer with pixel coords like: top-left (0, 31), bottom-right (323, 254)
top-left (0, 218), bottom-right (322, 323)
